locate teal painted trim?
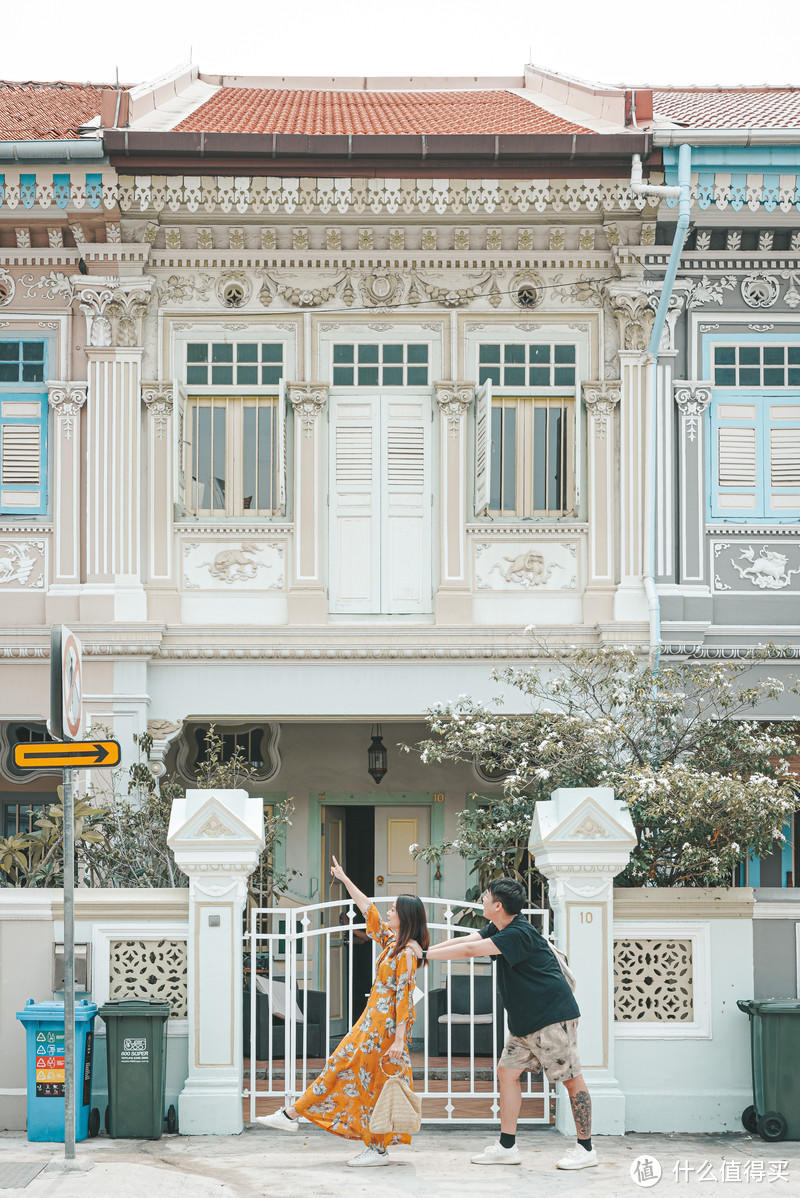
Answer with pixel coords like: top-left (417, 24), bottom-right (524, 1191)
top-left (780, 821), bottom-right (793, 887)
top-left (748, 850), bottom-right (761, 887)
top-left (664, 145), bottom-right (800, 173)
top-left (307, 791), bottom-right (439, 900)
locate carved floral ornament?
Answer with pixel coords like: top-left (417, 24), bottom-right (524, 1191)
top-left (605, 287), bottom-right (655, 352)
top-left (78, 281), bottom-right (153, 347)
top-left (141, 381), bottom-right (175, 438)
top-left (581, 381), bottom-right (621, 439)
top-left (673, 381), bottom-right (712, 442)
top-left (47, 381), bottom-right (87, 440)
top-left (434, 381), bottom-right (474, 436)
top-left (288, 382), bottom-right (329, 438)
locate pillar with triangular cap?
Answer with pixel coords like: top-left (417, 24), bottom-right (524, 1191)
top-left (529, 786), bottom-right (636, 1136)
top-left (168, 789), bottom-right (265, 1134)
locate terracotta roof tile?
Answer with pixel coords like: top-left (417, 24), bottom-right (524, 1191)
top-left (175, 88), bottom-right (592, 136)
top-left (0, 81), bottom-right (115, 140)
top-left (653, 87), bottom-right (800, 129)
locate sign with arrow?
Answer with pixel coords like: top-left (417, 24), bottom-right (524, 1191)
top-left (12, 740), bottom-right (121, 770)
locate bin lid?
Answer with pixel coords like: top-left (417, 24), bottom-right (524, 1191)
top-left (97, 999), bottom-right (171, 1018)
top-left (16, 998), bottom-right (98, 1023)
top-left (737, 998), bottom-right (800, 1015)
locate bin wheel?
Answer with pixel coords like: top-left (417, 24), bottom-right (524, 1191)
top-left (166, 1105), bottom-right (178, 1134)
top-left (88, 1108), bottom-right (101, 1138)
top-left (104, 1106), bottom-right (110, 1134)
top-left (741, 1105), bottom-right (758, 1134)
top-left (758, 1111), bottom-right (787, 1142)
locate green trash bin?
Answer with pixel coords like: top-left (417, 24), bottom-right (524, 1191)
top-left (737, 999), bottom-right (800, 1142)
top-left (98, 1000), bottom-right (173, 1139)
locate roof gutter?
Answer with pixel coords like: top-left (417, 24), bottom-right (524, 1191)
top-left (655, 128), bottom-right (800, 147)
top-left (0, 139), bottom-right (107, 163)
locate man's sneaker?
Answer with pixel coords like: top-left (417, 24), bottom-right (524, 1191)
top-left (346, 1145), bottom-right (390, 1167)
top-left (556, 1143), bottom-right (598, 1170)
top-left (254, 1107), bottom-right (299, 1133)
top-left (470, 1141), bottom-right (522, 1165)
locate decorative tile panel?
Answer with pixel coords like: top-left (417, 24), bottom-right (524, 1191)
top-left (474, 540), bottom-right (578, 591)
top-left (108, 939), bottom-right (187, 1019)
top-left (614, 939), bottom-right (694, 1022)
top-left (182, 540), bottom-right (285, 591)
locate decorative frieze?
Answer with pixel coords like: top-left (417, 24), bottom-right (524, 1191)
top-left (434, 380), bottom-right (473, 436)
top-left (47, 381), bottom-right (87, 440)
top-left (673, 381), bottom-right (712, 442)
top-left (182, 540), bottom-right (285, 591)
top-left (474, 540), bottom-right (578, 591)
top-left (712, 540), bottom-right (800, 594)
top-left (0, 540), bottom-right (47, 589)
top-left (582, 380), bottom-right (621, 439)
top-left (287, 382), bottom-right (329, 438)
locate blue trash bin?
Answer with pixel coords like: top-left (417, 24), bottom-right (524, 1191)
top-left (16, 999), bottom-right (98, 1142)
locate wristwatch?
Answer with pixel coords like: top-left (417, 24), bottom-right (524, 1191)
top-left (421, 949), bottom-right (428, 963)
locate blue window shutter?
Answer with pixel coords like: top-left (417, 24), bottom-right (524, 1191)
top-left (765, 398), bottom-right (800, 518)
top-left (0, 393), bottom-right (47, 514)
top-left (710, 395), bottom-right (761, 518)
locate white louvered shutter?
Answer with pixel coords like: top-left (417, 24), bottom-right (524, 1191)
top-left (0, 397), bottom-right (46, 514)
top-left (329, 397), bottom-right (380, 612)
top-left (277, 376), bottom-right (287, 514)
top-left (767, 404), bottom-right (800, 516)
top-left (382, 397), bottom-right (431, 614)
top-left (713, 400), bottom-right (759, 517)
top-left (474, 378), bottom-right (492, 515)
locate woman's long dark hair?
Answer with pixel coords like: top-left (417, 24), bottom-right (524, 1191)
top-left (392, 895), bottom-right (430, 966)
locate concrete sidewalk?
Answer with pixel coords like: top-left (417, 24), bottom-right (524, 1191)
top-left (2, 1125), bottom-right (799, 1198)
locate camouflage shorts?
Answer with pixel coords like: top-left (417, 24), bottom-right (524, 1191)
top-left (498, 1019), bottom-right (581, 1084)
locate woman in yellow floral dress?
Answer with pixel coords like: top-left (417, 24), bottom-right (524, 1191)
top-left (257, 854), bottom-right (429, 1167)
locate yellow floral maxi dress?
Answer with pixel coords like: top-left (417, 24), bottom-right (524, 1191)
top-left (293, 903), bottom-right (418, 1147)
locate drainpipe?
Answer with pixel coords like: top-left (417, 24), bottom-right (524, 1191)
top-left (0, 139), bottom-right (106, 163)
top-left (630, 144), bottom-right (692, 664)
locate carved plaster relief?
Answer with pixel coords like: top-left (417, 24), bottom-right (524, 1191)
top-left (182, 541), bottom-right (285, 591)
top-left (582, 381), bottom-right (621, 440)
top-left (712, 541), bottom-right (800, 593)
top-left (673, 382), bottom-right (712, 442)
top-left (48, 382), bottom-right (87, 440)
top-left (0, 540), bottom-right (47, 589)
top-left (474, 541), bottom-right (578, 591)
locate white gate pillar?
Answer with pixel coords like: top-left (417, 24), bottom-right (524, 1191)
top-left (168, 789), bottom-right (264, 1135)
top-left (529, 786), bottom-right (636, 1136)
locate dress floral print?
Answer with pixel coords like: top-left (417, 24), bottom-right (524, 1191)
top-left (293, 903), bottom-right (418, 1146)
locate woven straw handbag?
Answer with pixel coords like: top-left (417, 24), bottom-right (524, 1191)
top-left (368, 1055), bottom-right (422, 1135)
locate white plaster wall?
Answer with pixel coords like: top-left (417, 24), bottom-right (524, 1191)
top-left (615, 917), bottom-right (754, 1132)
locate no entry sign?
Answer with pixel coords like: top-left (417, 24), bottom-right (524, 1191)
top-left (49, 625), bottom-right (83, 742)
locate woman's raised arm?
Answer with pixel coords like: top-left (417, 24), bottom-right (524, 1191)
top-left (330, 854), bottom-right (371, 916)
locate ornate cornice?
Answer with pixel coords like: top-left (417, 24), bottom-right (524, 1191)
top-left (47, 381), bottom-right (87, 440)
top-left (141, 380), bottom-right (175, 437)
top-left (673, 381), bottom-right (713, 442)
top-left (287, 382), bottom-right (329, 438)
top-left (582, 380), bottom-right (621, 439)
top-left (434, 381), bottom-right (474, 436)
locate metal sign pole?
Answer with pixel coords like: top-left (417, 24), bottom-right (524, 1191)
top-left (63, 766), bottom-right (75, 1162)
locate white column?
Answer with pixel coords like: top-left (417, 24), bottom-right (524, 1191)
top-left (287, 382), bottom-right (329, 624)
top-left (529, 786), bottom-right (636, 1136)
top-left (46, 382), bottom-right (87, 596)
top-left (433, 381), bottom-right (473, 623)
top-left (142, 380), bottom-right (179, 621)
top-left (674, 382), bottom-right (713, 585)
top-left (168, 789), bottom-right (265, 1135)
top-left (581, 381), bottom-right (620, 626)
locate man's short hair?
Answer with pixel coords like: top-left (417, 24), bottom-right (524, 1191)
top-left (487, 878), bottom-right (526, 915)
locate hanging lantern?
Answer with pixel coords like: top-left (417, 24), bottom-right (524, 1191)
top-left (367, 725), bottom-right (388, 784)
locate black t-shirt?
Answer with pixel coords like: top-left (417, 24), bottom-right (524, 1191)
top-left (480, 915), bottom-right (580, 1036)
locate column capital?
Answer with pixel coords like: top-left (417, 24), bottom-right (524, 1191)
top-left (604, 284), bottom-right (655, 353)
top-left (287, 381), bottom-right (329, 438)
top-left (673, 380), bottom-right (713, 442)
top-left (142, 380), bottom-right (176, 439)
top-left (434, 380), bottom-right (474, 437)
top-left (582, 380), bottom-right (621, 440)
top-left (47, 380), bottom-right (87, 440)
top-left (77, 277), bottom-right (154, 347)
top-left (647, 284), bottom-right (689, 353)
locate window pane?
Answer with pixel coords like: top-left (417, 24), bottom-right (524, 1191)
top-left (0, 364), bottom-right (17, 382)
top-left (237, 343), bottom-right (258, 362)
top-left (714, 346), bottom-right (735, 365)
top-left (480, 344), bottom-right (501, 363)
top-left (788, 347), bottom-right (800, 365)
top-left (243, 405), bottom-right (257, 511)
top-left (407, 366), bottom-right (428, 385)
top-left (548, 406), bottom-right (563, 510)
top-left (357, 343), bottom-right (379, 363)
top-left (478, 365), bottom-right (501, 385)
top-left (502, 406), bottom-right (516, 511)
top-left (382, 366), bottom-right (403, 386)
top-left (187, 343), bottom-right (208, 363)
top-left (529, 366), bottom-right (550, 386)
top-left (504, 344), bottom-right (525, 363)
top-left (0, 343), bottom-right (18, 361)
top-left (211, 364), bottom-right (233, 385)
top-left (530, 344), bottom-right (551, 363)
top-left (763, 346), bottom-right (785, 365)
top-left (333, 344), bottom-right (354, 363)
top-left (333, 366), bottom-right (354, 385)
top-left (261, 343), bottom-right (283, 362)
top-left (407, 344), bottom-right (428, 363)
top-left (738, 346), bottom-right (760, 366)
top-left (187, 365), bottom-right (207, 385)
top-left (212, 343), bottom-right (234, 363)
top-left (258, 405), bottom-right (273, 510)
top-left (504, 366), bottom-right (525, 386)
top-left (533, 406), bottom-right (548, 511)
top-left (554, 366), bottom-right (575, 385)
top-left (212, 405), bottom-right (226, 509)
top-left (261, 365), bottom-right (282, 385)
top-left (383, 344), bottom-right (403, 363)
top-left (554, 344), bottom-right (575, 363)
top-left (22, 341), bottom-right (44, 361)
top-left (195, 405), bottom-right (210, 509)
top-left (22, 364), bottom-right (44, 382)
top-left (357, 366), bottom-right (379, 385)
top-left (714, 368), bottom-right (736, 386)
top-left (489, 405), bottom-right (503, 511)
top-left (237, 365), bottom-right (258, 385)
top-left (763, 368), bottom-right (785, 386)
top-left (788, 369), bottom-right (800, 385)
top-left (739, 368), bottom-right (760, 386)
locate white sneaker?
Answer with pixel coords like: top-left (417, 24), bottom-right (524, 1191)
top-left (556, 1143), bottom-right (598, 1170)
top-left (346, 1145), bottom-right (390, 1168)
top-left (470, 1141), bottom-right (522, 1165)
top-left (254, 1107), bottom-right (299, 1133)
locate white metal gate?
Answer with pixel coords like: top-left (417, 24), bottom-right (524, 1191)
top-left (244, 896), bottom-right (553, 1126)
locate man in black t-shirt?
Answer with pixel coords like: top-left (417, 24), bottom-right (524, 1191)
top-left (422, 878), bottom-right (596, 1171)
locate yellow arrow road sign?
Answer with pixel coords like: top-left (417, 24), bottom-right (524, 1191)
top-left (12, 740), bottom-right (121, 769)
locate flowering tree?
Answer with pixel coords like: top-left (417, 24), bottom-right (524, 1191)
top-left (409, 646), bottom-right (798, 890)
